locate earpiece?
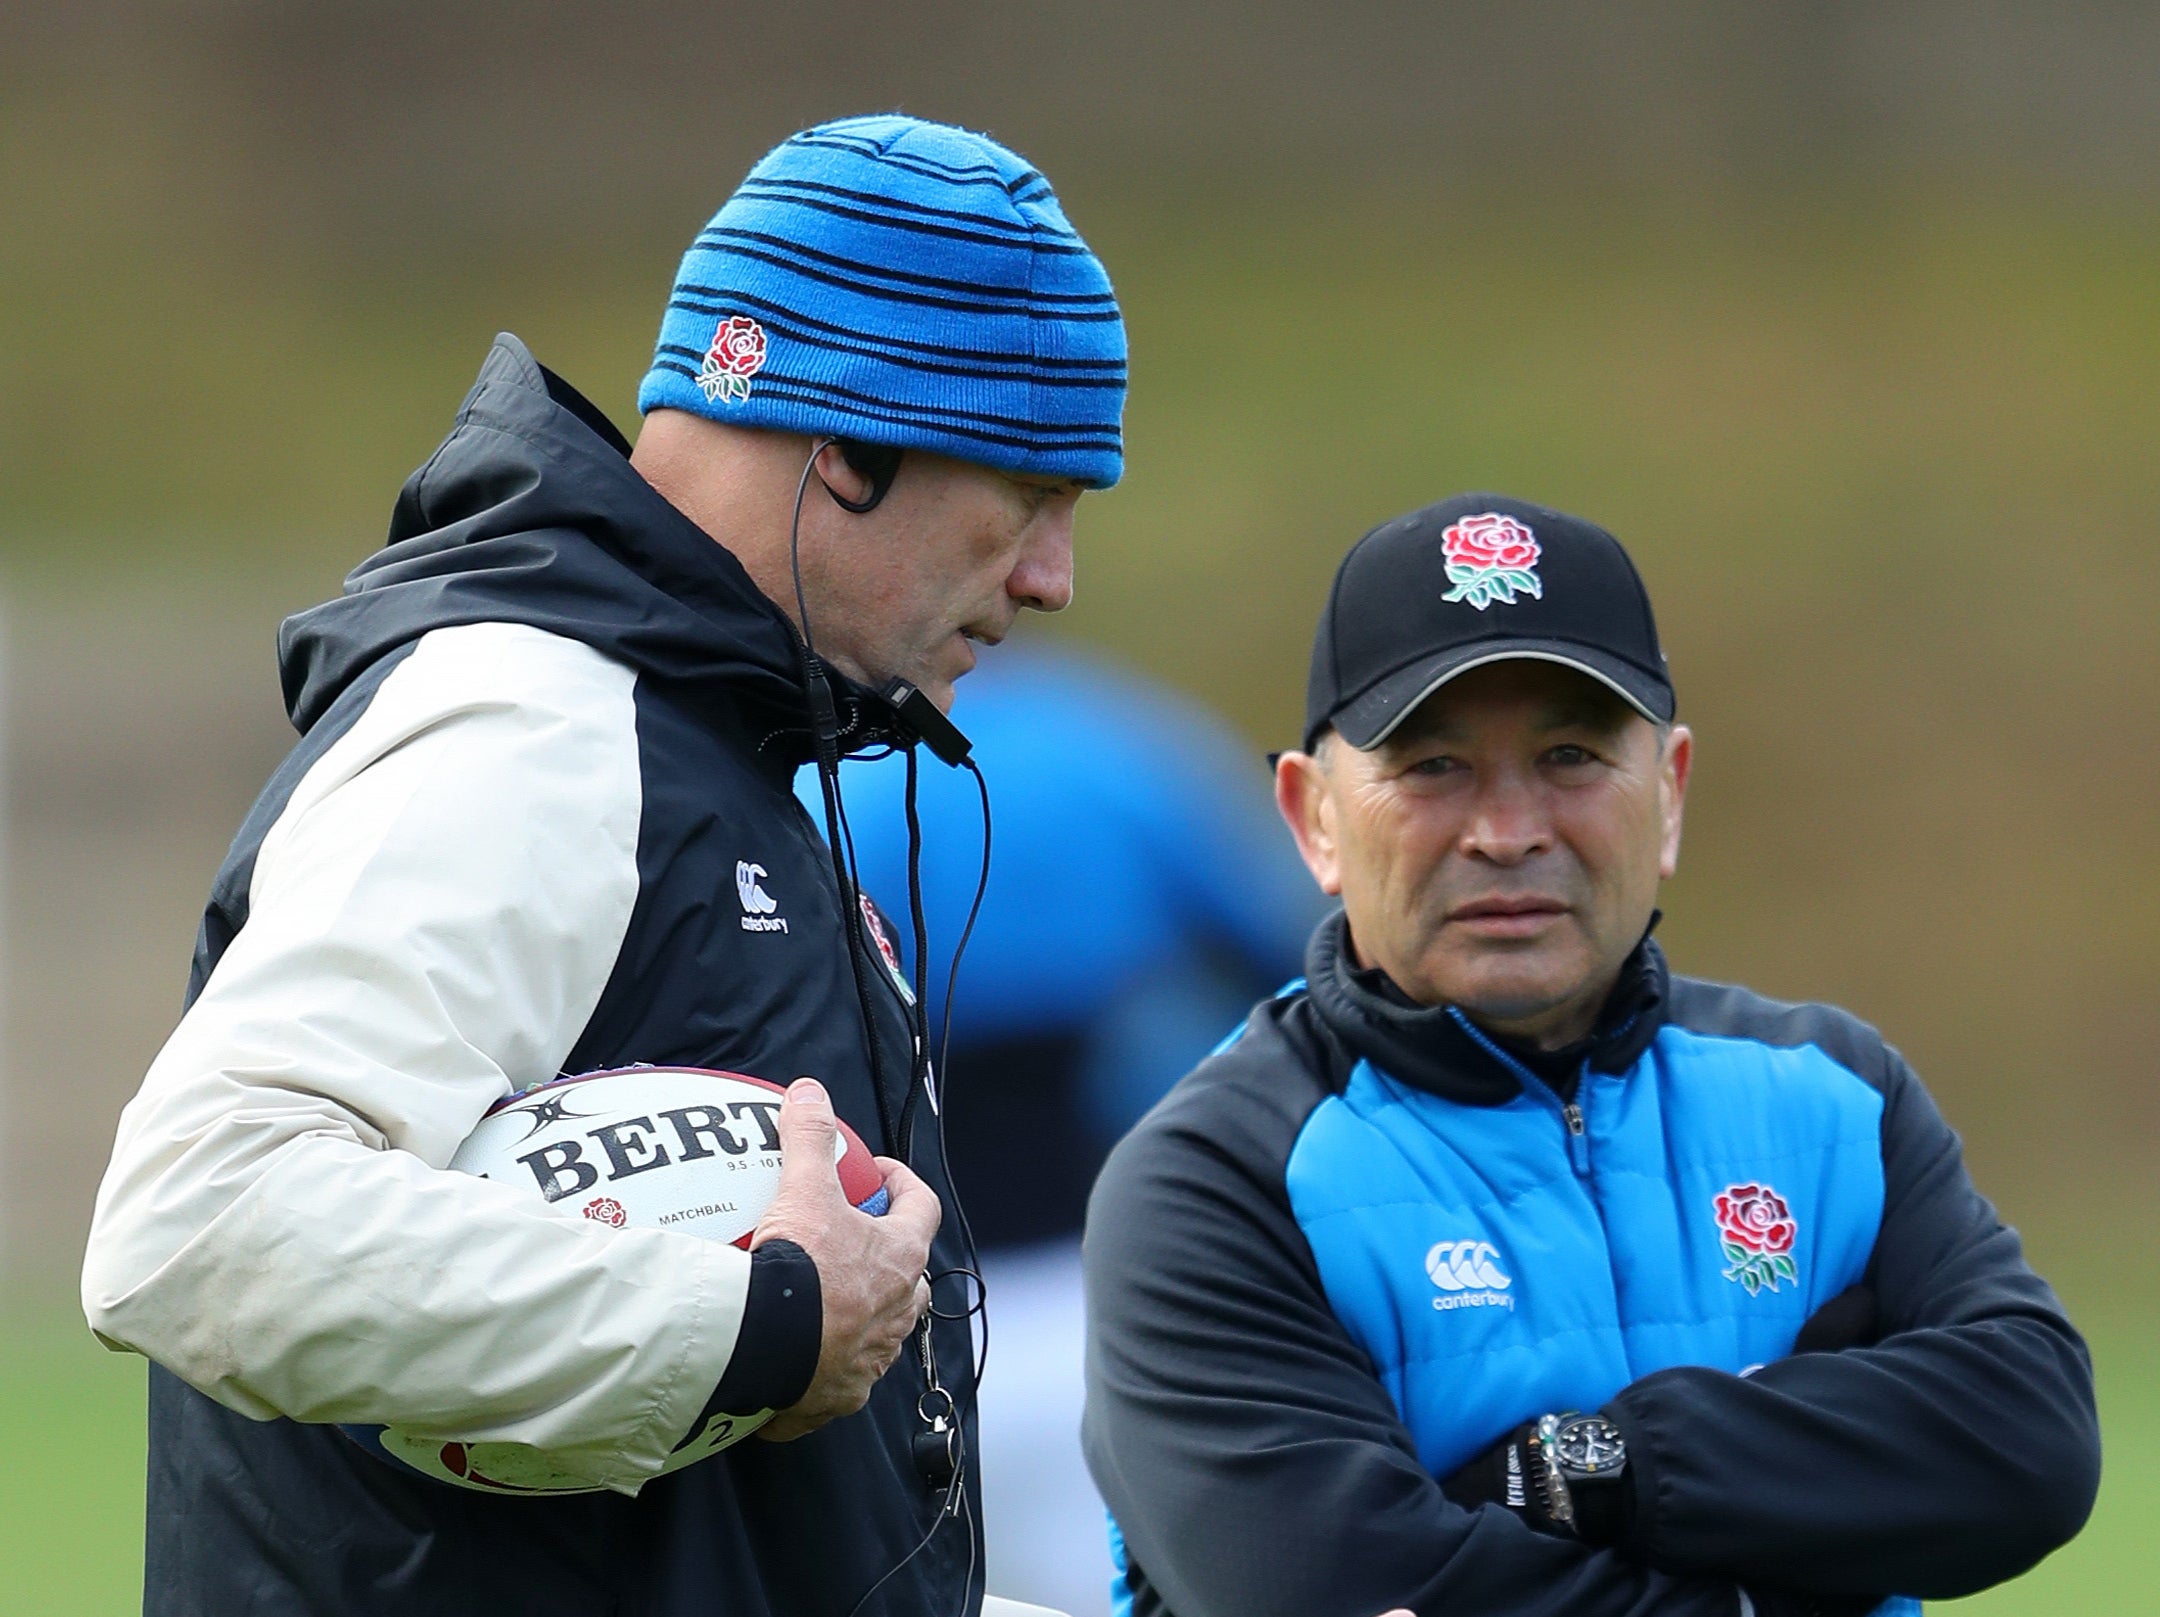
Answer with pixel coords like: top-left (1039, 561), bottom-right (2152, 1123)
top-left (826, 439), bottom-right (904, 513)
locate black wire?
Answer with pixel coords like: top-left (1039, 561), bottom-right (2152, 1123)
top-left (789, 439), bottom-right (829, 653)
top-left (955, 1480), bottom-right (981, 1617)
top-left (937, 760), bottom-right (994, 1094)
top-left (895, 748), bottom-right (932, 1160)
top-left (814, 747), bottom-right (901, 1151)
top-left (827, 763), bottom-right (914, 1153)
top-left (898, 748), bottom-right (992, 1469)
top-left (787, 438), bottom-right (899, 1153)
top-left (925, 758), bottom-right (994, 1422)
top-left (839, 1444), bottom-right (970, 1617)
top-left (783, 437), bottom-right (991, 1617)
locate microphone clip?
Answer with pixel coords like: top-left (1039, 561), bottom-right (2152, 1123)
top-left (880, 678), bottom-right (972, 768)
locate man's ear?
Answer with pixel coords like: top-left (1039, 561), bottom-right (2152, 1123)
top-left (1658, 724), bottom-right (1693, 880)
top-left (1275, 749), bottom-right (1343, 896)
top-left (812, 439), bottom-right (875, 509)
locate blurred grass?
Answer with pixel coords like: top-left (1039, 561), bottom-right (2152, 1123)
top-left (7, 22), bottom-right (2157, 1609)
top-left (0, 1308), bottom-right (146, 1615)
top-left (8, 180), bottom-right (2153, 1206)
top-left (5, 112), bottom-right (2157, 1609)
top-left (1, 1260), bottom-right (2149, 1612)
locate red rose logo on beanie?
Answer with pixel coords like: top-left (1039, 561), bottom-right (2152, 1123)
top-left (1714, 1182), bottom-right (1799, 1295)
top-left (697, 315), bottom-right (769, 405)
top-left (1440, 513), bottom-right (1543, 610)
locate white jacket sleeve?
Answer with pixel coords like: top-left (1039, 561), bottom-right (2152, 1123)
top-left (81, 621), bottom-right (747, 1494)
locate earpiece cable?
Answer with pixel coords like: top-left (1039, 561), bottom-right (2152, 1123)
top-left (787, 439), bottom-right (992, 1616)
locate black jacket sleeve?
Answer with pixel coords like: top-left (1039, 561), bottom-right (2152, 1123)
top-left (1082, 1064), bottom-right (1748, 1617)
top-left (1605, 1042), bottom-right (2101, 1600)
top-left (698, 1239), bottom-right (822, 1420)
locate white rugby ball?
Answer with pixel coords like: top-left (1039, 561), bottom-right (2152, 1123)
top-left (344, 1065), bottom-right (887, 1495)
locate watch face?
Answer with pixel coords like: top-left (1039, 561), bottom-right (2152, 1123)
top-left (1552, 1415), bottom-right (1626, 1476)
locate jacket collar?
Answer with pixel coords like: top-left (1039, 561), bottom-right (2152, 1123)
top-left (1302, 908), bottom-right (1669, 1105)
top-left (277, 334), bottom-right (920, 782)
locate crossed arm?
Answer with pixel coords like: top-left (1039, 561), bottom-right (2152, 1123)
top-left (1080, 1059), bottom-right (2098, 1617)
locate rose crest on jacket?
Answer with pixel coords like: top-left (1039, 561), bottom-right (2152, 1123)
top-left (1714, 1182), bottom-right (1799, 1295)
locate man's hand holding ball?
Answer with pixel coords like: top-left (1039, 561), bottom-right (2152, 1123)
top-left (753, 1079), bottom-right (940, 1441)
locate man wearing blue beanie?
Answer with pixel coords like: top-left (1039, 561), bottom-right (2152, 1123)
top-left (639, 115), bottom-right (1125, 490)
top-left (85, 115), bottom-right (1124, 1617)
top-left (628, 114), bottom-right (1124, 714)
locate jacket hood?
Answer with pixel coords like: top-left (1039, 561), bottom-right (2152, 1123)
top-left (278, 333), bottom-right (897, 770)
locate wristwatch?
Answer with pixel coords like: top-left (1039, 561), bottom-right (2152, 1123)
top-left (1531, 1412), bottom-right (1630, 1543)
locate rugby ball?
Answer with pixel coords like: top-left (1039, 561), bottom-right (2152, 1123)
top-left (345, 1066), bottom-right (887, 1494)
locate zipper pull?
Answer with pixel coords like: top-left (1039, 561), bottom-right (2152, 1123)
top-left (1560, 1098), bottom-right (1591, 1175)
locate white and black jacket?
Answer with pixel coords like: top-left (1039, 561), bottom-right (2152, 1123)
top-left (82, 335), bottom-right (978, 1616)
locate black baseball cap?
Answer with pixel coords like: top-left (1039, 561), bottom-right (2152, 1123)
top-left (1304, 493), bottom-right (1674, 751)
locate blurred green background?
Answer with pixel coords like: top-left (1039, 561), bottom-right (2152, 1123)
top-left (3, 4), bottom-right (2154, 1610)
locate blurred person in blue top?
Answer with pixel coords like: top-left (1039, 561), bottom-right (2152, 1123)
top-left (808, 643), bottom-right (1319, 1617)
top-left (802, 643), bottom-right (1320, 1251)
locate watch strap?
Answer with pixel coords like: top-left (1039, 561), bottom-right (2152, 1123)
top-left (1537, 1412), bottom-right (1633, 1545)
top-left (1567, 1466), bottom-right (1632, 1544)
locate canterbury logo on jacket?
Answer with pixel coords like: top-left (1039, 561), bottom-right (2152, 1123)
top-left (81, 336), bottom-right (977, 1617)
top-left (1082, 911), bottom-right (2099, 1617)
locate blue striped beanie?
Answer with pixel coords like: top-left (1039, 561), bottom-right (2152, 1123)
top-left (638, 115), bottom-right (1126, 488)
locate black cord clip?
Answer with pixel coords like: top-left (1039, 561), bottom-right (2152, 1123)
top-left (804, 657), bottom-right (843, 748)
top-left (880, 678), bottom-right (973, 767)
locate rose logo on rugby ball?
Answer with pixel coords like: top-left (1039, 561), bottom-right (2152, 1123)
top-left (1714, 1182), bottom-right (1799, 1295)
top-left (582, 1196), bottom-right (628, 1228)
top-left (1440, 513), bottom-right (1543, 610)
top-left (697, 315), bottom-right (769, 404)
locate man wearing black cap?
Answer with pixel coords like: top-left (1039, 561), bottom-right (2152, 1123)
top-left (1081, 496), bottom-right (2099, 1617)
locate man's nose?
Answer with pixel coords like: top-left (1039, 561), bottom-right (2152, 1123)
top-left (1458, 772), bottom-right (1553, 865)
top-left (1008, 504), bottom-right (1075, 614)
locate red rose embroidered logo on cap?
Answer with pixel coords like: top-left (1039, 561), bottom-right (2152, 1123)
top-left (1439, 512), bottom-right (1543, 610)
